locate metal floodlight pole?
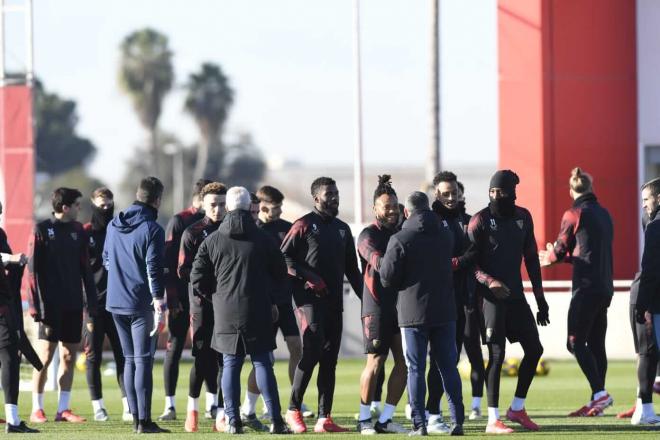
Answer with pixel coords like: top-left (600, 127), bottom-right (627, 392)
top-left (0, 0), bottom-right (5, 87)
top-left (353, 0), bottom-right (364, 226)
top-left (25, 0), bottom-right (33, 85)
top-left (426, 0), bottom-right (440, 187)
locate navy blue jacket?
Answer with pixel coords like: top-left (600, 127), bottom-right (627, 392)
top-left (104, 202), bottom-right (165, 315)
top-left (380, 209), bottom-right (456, 327)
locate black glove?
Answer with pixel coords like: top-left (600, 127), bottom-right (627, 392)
top-left (635, 305), bottom-right (648, 325)
top-left (536, 296), bottom-right (550, 326)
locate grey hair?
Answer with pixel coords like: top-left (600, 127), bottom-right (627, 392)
top-left (405, 191), bottom-right (429, 213)
top-left (226, 186), bottom-right (251, 211)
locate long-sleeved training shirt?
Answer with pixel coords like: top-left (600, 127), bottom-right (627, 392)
top-left (357, 222), bottom-right (398, 317)
top-left (547, 193), bottom-right (614, 298)
top-left (28, 218), bottom-right (97, 317)
top-left (164, 207), bottom-right (203, 309)
top-left (467, 205), bottom-right (543, 303)
top-left (257, 218), bottom-right (293, 305)
top-left (280, 209), bottom-right (362, 311)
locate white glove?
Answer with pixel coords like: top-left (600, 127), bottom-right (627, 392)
top-left (150, 298), bottom-right (167, 337)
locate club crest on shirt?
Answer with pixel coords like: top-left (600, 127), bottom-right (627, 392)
top-left (442, 220), bottom-right (449, 228)
top-left (47, 228), bottom-right (55, 240)
top-left (516, 220), bottom-right (524, 230)
top-left (339, 229), bottom-right (346, 239)
top-left (489, 219), bottom-right (497, 231)
top-left (89, 236), bottom-right (96, 247)
top-left (311, 223), bottom-right (320, 235)
top-left (70, 232), bottom-right (78, 241)
top-left (202, 230), bottom-right (208, 238)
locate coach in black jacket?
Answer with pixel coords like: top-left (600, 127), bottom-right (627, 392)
top-left (637, 178), bottom-right (660, 356)
top-left (380, 191), bottom-right (464, 436)
top-left (190, 186), bottom-right (289, 434)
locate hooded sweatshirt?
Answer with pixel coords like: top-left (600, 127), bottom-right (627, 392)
top-left (104, 202), bottom-right (165, 315)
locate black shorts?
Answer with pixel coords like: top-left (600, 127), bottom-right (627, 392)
top-left (190, 301), bottom-right (214, 357)
top-left (39, 309), bottom-right (83, 343)
top-left (630, 303), bottom-right (657, 355)
top-left (362, 311), bottom-right (399, 355)
top-left (273, 303), bottom-right (300, 338)
top-left (482, 299), bottom-right (537, 345)
top-left (567, 294), bottom-right (609, 343)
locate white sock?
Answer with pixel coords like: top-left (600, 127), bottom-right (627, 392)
top-left (58, 391), bottom-right (71, 413)
top-left (510, 397), bottom-right (525, 411)
top-left (379, 403), bottom-right (396, 424)
top-left (122, 397), bottom-right (130, 413)
top-left (428, 413), bottom-right (442, 424)
top-left (244, 391), bottom-right (259, 415)
top-left (32, 393), bottom-right (44, 412)
top-left (370, 400), bottom-right (381, 411)
top-left (359, 404), bottom-right (371, 421)
top-left (165, 395), bottom-right (176, 410)
top-left (92, 399), bottom-right (104, 413)
top-left (488, 407), bottom-right (500, 424)
top-left (5, 404), bottom-right (20, 426)
top-left (642, 402), bottom-right (655, 417)
top-left (206, 392), bottom-right (217, 411)
top-left (593, 390), bottom-right (608, 400)
top-left (217, 407), bottom-right (225, 419)
top-left (472, 396), bottom-right (482, 409)
top-left (187, 397), bottom-right (199, 412)
top-left (317, 417), bottom-right (327, 424)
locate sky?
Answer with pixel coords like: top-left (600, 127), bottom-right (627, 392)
top-left (8, 0), bottom-right (498, 187)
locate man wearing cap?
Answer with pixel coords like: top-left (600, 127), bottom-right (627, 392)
top-left (463, 170), bottom-right (548, 434)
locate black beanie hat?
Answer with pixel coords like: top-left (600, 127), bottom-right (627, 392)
top-left (489, 170), bottom-right (520, 198)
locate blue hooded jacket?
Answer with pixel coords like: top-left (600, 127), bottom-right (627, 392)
top-left (104, 202), bottom-right (165, 315)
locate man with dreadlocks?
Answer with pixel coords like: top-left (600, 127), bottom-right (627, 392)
top-left (355, 175), bottom-right (408, 435)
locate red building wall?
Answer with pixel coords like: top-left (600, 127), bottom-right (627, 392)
top-left (0, 85), bottom-right (34, 264)
top-left (498, 0), bottom-right (638, 280)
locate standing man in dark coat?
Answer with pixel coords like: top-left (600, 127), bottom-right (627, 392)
top-left (159, 179), bottom-right (210, 421)
top-left (617, 184), bottom-right (660, 425)
top-left (636, 177), bottom-right (660, 417)
top-left (282, 177), bottom-right (362, 434)
top-left (380, 191), bottom-right (465, 436)
top-left (191, 186), bottom-right (290, 435)
top-left (540, 168), bottom-right (614, 417)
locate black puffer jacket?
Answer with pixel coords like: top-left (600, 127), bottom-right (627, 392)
top-left (191, 210), bottom-right (287, 355)
top-left (380, 209), bottom-right (456, 327)
top-left (637, 207), bottom-right (660, 315)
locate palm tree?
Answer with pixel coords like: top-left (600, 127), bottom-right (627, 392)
top-left (118, 28), bottom-right (174, 178)
top-left (184, 62), bottom-right (234, 183)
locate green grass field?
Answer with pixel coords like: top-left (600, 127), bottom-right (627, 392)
top-left (13, 358), bottom-right (660, 438)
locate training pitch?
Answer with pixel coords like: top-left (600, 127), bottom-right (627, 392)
top-left (15, 358), bottom-right (660, 438)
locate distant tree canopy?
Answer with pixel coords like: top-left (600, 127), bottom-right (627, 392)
top-left (34, 79), bottom-right (97, 176)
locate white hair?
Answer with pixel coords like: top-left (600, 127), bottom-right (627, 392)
top-left (226, 186), bottom-right (251, 211)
